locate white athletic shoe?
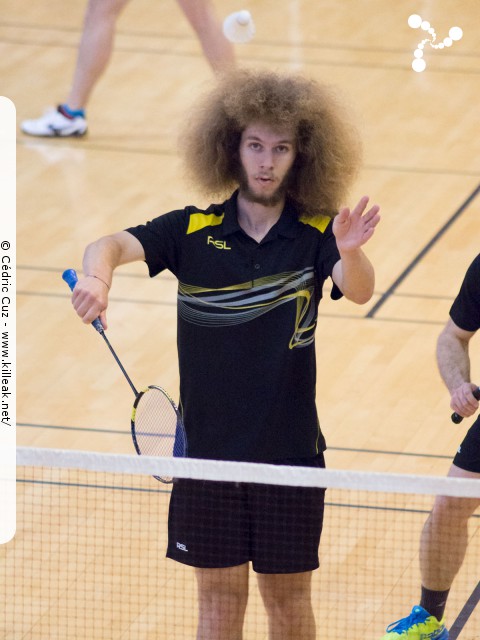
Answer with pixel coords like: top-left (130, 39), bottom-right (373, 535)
top-left (21, 106), bottom-right (87, 137)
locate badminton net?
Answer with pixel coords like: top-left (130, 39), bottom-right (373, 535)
top-left (2, 447), bottom-right (480, 639)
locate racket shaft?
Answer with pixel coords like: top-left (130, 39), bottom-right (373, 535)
top-left (99, 332), bottom-right (138, 396)
top-left (63, 269), bottom-right (187, 484)
top-left (62, 268), bottom-right (138, 396)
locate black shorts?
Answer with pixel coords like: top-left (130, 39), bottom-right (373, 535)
top-left (166, 453), bottom-right (326, 574)
top-left (453, 415), bottom-right (480, 473)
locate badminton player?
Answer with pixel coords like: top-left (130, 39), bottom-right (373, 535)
top-left (380, 254), bottom-right (480, 640)
top-left (70, 68), bottom-right (380, 640)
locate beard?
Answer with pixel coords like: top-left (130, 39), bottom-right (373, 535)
top-left (238, 166), bottom-right (291, 207)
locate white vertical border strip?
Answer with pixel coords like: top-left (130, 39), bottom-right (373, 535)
top-left (0, 96), bottom-right (16, 544)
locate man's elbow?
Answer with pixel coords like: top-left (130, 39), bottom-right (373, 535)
top-left (344, 286), bottom-right (374, 305)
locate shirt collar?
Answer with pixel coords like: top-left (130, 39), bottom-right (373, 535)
top-left (222, 191), bottom-right (242, 237)
top-left (221, 191), bottom-right (302, 240)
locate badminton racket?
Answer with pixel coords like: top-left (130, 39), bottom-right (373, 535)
top-left (451, 386), bottom-right (480, 424)
top-left (62, 268), bottom-right (187, 482)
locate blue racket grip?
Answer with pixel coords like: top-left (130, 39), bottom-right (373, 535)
top-left (62, 268), bottom-right (105, 333)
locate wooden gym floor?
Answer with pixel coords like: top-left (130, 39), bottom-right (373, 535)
top-left (1, 0), bottom-right (480, 637)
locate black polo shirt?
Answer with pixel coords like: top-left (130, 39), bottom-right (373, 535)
top-left (126, 191), bottom-right (342, 462)
top-left (450, 254), bottom-right (480, 332)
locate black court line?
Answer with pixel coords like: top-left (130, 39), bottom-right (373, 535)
top-left (365, 164), bottom-right (480, 178)
top-left (19, 136), bottom-right (178, 158)
top-left (449, 581), bottom-right (480, 639)
top-left (17, 263), bottom-right (176, 280)
top-left (16, 421), bottom-right (453, 460)
top-left (15, 478), bottom-right (480, 522)
top-left (12, 264), bottom-right (463, 301)
top-left (16, 287), bottom-right (447, 325)
top-left (8, 21), bottom-right (480, 60)
top-left (367, 183), bottom-right (480, 319)
top-left (18, 422), bottom-right (127, 434)
top-left (5, 34), bottom-right (480, 76)
top-left (17, 289), bottom-right (177, 307)
top-left (12, 264), bottom-right (456, 326)
top-left (328, 445), bottom-right (451, 460)
top-left (17, 477), bottom-right (169, 494)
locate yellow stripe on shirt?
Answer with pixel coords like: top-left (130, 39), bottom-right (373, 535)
top-left (187, 212), bottom-right (224, 235)
top-left (299, 214), bottom-right (331, 233)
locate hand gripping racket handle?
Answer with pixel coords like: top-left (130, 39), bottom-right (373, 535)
top-left (62, 269), bottom-right (104, 333)
top-left (451, 386), bottom-right (480, 424)
top-left (62, 268), bottom-right (138, 396)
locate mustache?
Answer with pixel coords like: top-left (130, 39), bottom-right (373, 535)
top-left (238, 165), bottom-right (293, 198)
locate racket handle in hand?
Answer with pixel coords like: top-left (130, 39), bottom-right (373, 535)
top-left (451, 387), bottom-right (480, 424)
top-left (62, 268), bottom-right (104, 334)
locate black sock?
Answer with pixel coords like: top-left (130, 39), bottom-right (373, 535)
top-left (420, 585), bottom-right (450, 621)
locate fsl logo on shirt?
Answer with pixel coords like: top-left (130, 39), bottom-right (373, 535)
top-left (207, 235), bottom-right (231, 250)
top-left (176, 541), bottom-right (188, 552)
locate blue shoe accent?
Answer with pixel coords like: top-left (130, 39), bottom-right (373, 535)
top-left (382, 605), bottom-right (449, 639)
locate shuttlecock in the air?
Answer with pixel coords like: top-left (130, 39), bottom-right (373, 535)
top-left (223, 10), bottom-right (255, 44)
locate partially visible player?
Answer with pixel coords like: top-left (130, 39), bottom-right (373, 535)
top-left (380, 253), bottom-right (480, 640)
top-left (21, 0), bottom-right (235, 137)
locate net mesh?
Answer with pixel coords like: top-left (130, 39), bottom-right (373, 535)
top-left (2, 447), bottom-right (480, 639)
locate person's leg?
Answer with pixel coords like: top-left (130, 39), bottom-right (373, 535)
top-left (21, 0), bottom-right (130, 136)
top-left (195, 564), bottom-right (249, 640)
top-left (65, 0), bottom-right (131, 110)
top-left (168, 479), bottom-right (251, 638)
top-left (257, 571), bottom-right (315, 640)
top-left (380, 464), bottom-right (480, 638)
top-left (419, 464), bottom-right (480, 617)
top-left (247, 457), bottom-right (324, 640)
top-left (176, 0), bottom-right (236, 72)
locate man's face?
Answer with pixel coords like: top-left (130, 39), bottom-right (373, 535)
top-left (238, 122), bottom-right (296, 207)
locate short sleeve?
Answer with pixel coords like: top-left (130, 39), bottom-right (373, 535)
top-left (126, 209), bottom-right (188, 278)
top-left (450, 254), bottom-right (480, 332)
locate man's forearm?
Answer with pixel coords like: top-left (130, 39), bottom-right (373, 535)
top-left (436, 329), bottom-right (470, 393)
top-left (82, 237), bottom-right (123, 287)
top-left (336, 248), bottom-right (375, 304)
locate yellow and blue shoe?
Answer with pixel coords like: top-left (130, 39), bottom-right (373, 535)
top-left (380, 605), bottom-right (449, 639)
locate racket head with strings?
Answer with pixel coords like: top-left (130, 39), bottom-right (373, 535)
top-left (131, 385), bottom-right (187, 483)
